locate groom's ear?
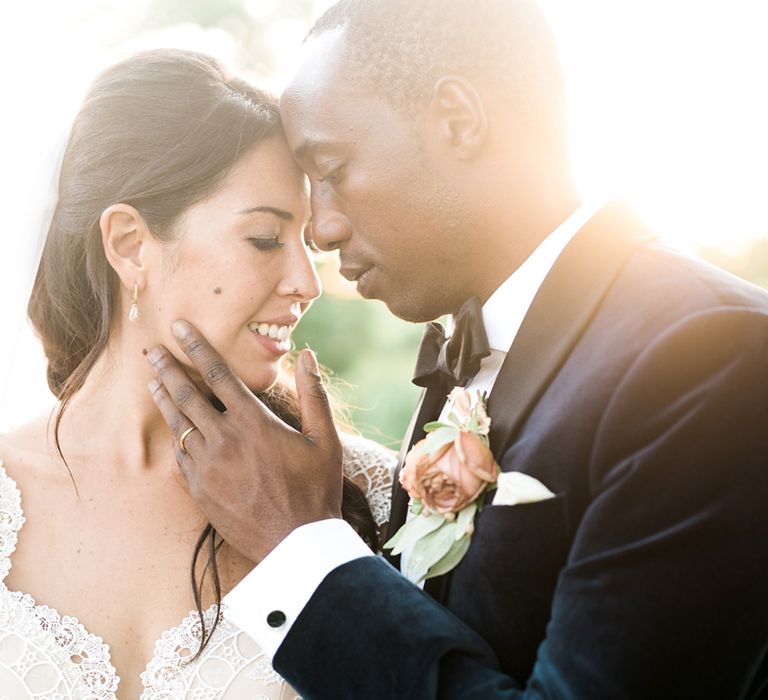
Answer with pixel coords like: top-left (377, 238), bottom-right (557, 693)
top-left (100, 203), bottom-right (150, 293)
top-left (428, 76), bottom-right (488, 160)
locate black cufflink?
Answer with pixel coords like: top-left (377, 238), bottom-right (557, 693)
top-left (267, 610), bottom-right (287, 628)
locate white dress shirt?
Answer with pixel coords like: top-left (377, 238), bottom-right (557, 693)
top-left (223, 201), bottom-right (602, 658)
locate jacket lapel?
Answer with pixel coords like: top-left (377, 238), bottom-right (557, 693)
top-left (424, 201), bottom-right (655, 605)
top-left (487, 200), bottom-right (655, 461)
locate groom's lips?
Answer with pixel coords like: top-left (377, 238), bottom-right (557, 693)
top-left (340, 264), bottom-right (375, 298)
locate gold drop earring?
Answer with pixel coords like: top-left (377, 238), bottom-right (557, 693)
top-left (129, 282), bottom-right (140, 322)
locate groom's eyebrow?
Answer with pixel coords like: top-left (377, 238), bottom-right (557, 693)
top-left (236, 206), bottom-right (294, 221)
top-left (295, 139), bottom-right (347, 159)
top-left (295, 139), bottom-right (323, 159)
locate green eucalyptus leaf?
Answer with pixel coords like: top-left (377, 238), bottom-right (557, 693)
top-left (424, 426), bottom-right (457, 455)
top-left (455, 502), bottom-right (478, 539)
top-left (447, 411), bottom-right (463, 427)
top-left (425, 535), bottom-right (472, 580)
top-left (406, 520), bottom-right (458, 583)
top-left (409, 499), bottom-right (424, 516)
top-left (384, 511), bottom-right (446, 555)
top-left (383, 524), bottom-right (406, 551)
top-left (423, 421), bottom-right (451, 433)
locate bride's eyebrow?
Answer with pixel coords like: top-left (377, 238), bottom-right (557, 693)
top-left (235, 205), bottom-right (294, 221)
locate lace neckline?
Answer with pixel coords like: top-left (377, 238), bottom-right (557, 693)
top-left (0, 432), bottom-right (394, 697)
top-left (0, 458), bottom-right (225, 697)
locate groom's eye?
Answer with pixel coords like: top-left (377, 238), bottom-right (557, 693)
top-left (316, 163), bottom-right (345, 185)
top-left (302, 219), bottom-right (320, 253)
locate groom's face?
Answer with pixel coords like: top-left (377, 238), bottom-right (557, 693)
top-left (281, 29), bottom-right (473, 323)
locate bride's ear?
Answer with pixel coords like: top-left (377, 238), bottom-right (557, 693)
top-left (100, 203), bottom-right (150, 292)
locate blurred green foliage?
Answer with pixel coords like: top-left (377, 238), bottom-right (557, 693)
top-left (293, 290), bottom-right (423, 449)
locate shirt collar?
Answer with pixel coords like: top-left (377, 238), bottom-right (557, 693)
top-left (480, 201), bottom-right (604, 352)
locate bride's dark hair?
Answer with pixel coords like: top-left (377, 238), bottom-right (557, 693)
top-left (27, 48), bottom-right (378, 659)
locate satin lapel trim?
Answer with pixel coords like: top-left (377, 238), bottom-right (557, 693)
top-left (384, 386), bottom-right (447, 565)
top-left (487, 201), bottom-right (656, 462)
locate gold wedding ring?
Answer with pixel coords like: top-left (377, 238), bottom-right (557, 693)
top-left (179, 426), bottom-right (198, 452)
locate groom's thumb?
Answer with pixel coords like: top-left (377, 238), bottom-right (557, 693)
top-left (296, 348), bottom-right (338, 451)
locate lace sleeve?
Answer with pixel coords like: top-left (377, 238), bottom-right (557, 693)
top-left (340, 433), bottom-right (397, 528)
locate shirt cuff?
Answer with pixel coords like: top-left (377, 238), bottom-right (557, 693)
top-left (222, 518), bottom-right (373, 658)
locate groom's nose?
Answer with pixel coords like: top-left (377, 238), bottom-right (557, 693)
top-left (311, 207), bottom-right (353, 252)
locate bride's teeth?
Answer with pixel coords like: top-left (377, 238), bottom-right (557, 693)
top-left (249, 322), bottom-right (293, 341)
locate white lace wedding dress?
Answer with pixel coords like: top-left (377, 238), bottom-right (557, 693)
top-left (0, 433), bottom-right (395, 699)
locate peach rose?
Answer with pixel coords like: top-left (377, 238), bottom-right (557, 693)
top-left (400, 432), bottom-right (498, 515)
top-left (447, 387), bottom-right (473, 420)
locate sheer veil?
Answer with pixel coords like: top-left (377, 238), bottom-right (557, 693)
top-left (0, 127), bottom-right (64, 433)
top-left (0, 15), bottom-right (111, 434)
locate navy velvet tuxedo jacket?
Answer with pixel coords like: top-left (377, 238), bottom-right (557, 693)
top-left (274, 202), bottom-right (768, 698)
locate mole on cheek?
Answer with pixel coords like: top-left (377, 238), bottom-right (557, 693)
top-left (141, 348), bottom-right (148, 356)
top-left (214, 287), bottom-right (222, 295)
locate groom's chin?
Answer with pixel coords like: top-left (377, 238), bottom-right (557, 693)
top-left (380, 294), bottom-right (451, 325)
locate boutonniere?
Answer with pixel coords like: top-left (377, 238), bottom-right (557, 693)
top-left (384, 388), bottom-right (500, 584)
top-left (385, 388), bottom-right (556, 584)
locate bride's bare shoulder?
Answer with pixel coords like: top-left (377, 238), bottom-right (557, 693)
top-left (0, 412), bottom-right (58, 479)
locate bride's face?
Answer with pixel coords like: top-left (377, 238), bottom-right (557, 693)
top-left (146, 136), bottom-right (320, 392)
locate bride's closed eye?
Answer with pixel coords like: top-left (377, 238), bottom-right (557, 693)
top-left (248, 235), bottom-right (286, 251)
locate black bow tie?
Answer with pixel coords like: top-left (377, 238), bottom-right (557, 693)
top-left (412, 297), bottom-right (491, 390)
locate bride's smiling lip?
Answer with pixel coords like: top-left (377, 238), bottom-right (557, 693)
top-left (251, 314), bottom-right (299, 327)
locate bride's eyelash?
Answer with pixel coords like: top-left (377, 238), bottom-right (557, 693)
top-left (249, 236), bottom-right (285, 251)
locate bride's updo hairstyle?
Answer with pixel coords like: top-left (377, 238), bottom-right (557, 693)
top-left (28, 48), bottom-right (377, 658)
top-left (30, 48), bottom-right (280, 399)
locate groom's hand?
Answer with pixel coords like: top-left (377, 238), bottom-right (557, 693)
top-left (147, 320), bottom-right (343, 562)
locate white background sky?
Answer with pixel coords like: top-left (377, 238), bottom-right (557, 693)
top-left (1, 0), bottom-right (767, 429)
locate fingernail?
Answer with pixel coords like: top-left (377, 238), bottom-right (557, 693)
top-left (302, 348), bottom-right (320, 375)
top-left (171, 320), bottom-right (191, 339)
top-left (148, 378), bottom-right (161, 393)
top-left (147, 346), bottom-right (164, 364)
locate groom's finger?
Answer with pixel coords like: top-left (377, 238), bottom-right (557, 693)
top-left (146, 344), bottom-right (219, 428)
top-left (169, 320), bottom-right (261, 415)
top-left (147, 376), bottom-right (202, 469)
top-left (296, 348), bottom-right (340, 453)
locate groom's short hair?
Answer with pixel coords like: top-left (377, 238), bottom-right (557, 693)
top-left (307, 0), bottom-right (565, 128)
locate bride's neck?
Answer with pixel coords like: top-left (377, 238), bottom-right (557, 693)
top-left (56, 329), bottom-right (176, 475)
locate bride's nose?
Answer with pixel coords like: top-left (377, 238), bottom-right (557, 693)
top-left (276, 245), bottom-right (322, 301)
